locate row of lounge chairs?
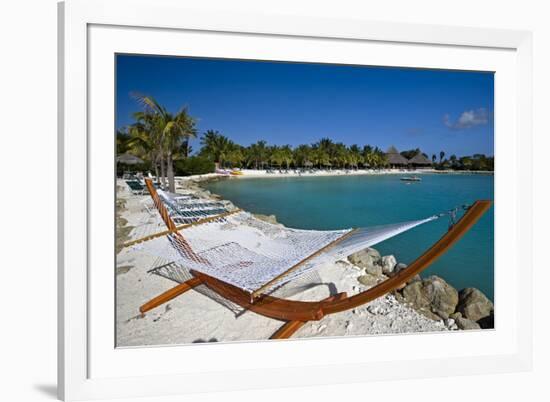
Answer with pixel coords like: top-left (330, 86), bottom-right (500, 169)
top-left (122, 177), bottom-right (229, 224)
top-left (158, 191), bottom-right (229, 224)
top-left (130, 182), bottom-right (231, 225)
top-left (265, 168), bottom-right (357, 175)
top-left (124, 178), bottom-right (162, 195)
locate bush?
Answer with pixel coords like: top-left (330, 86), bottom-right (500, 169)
top-left (175, 157), bottom-right (215, 176)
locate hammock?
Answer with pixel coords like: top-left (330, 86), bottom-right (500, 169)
top-left (132, 211), bottom-right (438, 295)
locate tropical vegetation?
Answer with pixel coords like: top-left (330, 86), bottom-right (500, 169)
top-left (119, 94), bottom-right (197, 192)
top-left (197, 133), bottom-right (389, 170)
top-left (117, 96), bottom-right (494, 186)
top-left (400, 148), bottom-right (493, 171)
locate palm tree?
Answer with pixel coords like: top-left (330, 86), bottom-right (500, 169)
top-left (362, 145), bottom-right (372, 168)
top-left (459, 156), bottom-right (472, 170)
top-left (449, 154), bottom-right (457, 168)
top-left (247, 140), bottom-right (269, 169)
top-left (279, 145), bottom-right (293, 169)
top-left (200, 130), bottom-right (233, 168)
top-left (432, 154), bottom-right (437, 164)
top-left (439, 151), bottom-right (445, 164)
top-left (226, 144), bottom-right (245, 168)
top-left (116, 129), bottom-right (132, 154)
top-left (269, 146), bottom-right (284, 169)
top-left (131, 94), bottom-right (197, 192)
top-left (333, 142), bottom-right (348, 169)
top-left (371, 147), bottom-right (388, 169)
top-left (293, 144), bottom-right (312, 167)
top-left (347, 144), bottom-right (362, 169)
top-left (313, 138), bottom-right (335, 168)
top-left (128, 112), bottom-right (163, 183)
top-left (164, 108), bottom-right (197, 191)
top-left (363, 145), bottom-right (387, 169)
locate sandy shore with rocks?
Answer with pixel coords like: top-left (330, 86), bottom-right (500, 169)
top-left (115, 174), bottom-right (493, 347)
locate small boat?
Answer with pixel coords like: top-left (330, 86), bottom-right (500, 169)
top-left (400, 175), bottom-right (422, 182)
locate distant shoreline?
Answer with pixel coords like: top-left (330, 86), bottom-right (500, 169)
top-left (175, 168), bottom-right (493, 185)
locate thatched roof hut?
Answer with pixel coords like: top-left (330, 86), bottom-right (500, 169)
top-left (385, 146), bottom-right (409, 167)
top-left (116, 153), bottom-right (144, 165)
top-left (408, 152), bottom-right (432, 167)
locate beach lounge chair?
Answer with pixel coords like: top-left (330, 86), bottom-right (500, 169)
top-left (158, 190), bottom-right (226, 212)
top-left (125, 180), bottom-right (146, 195)
top-left (125, 178), bottom-right (491, 339)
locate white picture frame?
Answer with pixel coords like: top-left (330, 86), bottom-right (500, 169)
top-left (58, 0), bottom-right (533, 400)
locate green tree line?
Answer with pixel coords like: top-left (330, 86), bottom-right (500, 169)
top-left (401, 148), bottom-right (494, 171)
top-left (198, 131), bottom-right (389, 170)
top-left (118, 96), bottom-right (494, 189)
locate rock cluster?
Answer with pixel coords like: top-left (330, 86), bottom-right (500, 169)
top-left (456, 288), bottom-right (494, 321)
top-left (400, 276), bottom-right (458, 320)
top-left (347, 247), bottom-right (494, 331)
top-left (348, 248), bottom-right (417, 290)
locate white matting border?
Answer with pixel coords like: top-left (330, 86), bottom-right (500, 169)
top-left (59, 0), bottom-right (532, 400)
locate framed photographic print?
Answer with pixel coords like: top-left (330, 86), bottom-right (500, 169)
top-left (58, 0), bottom-right (533, 400)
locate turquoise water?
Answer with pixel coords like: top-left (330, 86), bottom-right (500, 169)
top-left (206, 174), bottom-right (494, 300)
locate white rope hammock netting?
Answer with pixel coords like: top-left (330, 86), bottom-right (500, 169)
top-left (129, 210), bottom-right (439, 295)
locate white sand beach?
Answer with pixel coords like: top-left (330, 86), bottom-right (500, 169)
top-left (197, 167), bottom-right (434, 180)
top-left (115, 177), bottom-right (451, 347)
top-left (170, 168), bottom-right (492, 187)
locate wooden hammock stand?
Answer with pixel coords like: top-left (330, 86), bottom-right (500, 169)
top-left (137, 178), bottom-right (492, 339)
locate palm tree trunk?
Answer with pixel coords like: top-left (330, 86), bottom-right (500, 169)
top-left (183, 138), bottom-right (189, 158)
top-left (167, 152), bottom-right (176, 193)
top-left (160, 154), bottom-right (167, 189)
top-left (152, 153), bottom-right (159, 183)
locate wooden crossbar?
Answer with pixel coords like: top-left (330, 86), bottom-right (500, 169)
top-left (250, 228), bottom-right (359, 300)
top-left (122, 209), bottom-right (241, 248)
top-left (140, 277), bottom-right (203, 313)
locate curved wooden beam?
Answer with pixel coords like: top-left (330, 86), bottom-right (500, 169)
top-left (191, 270), bottom-right (326, 321)
top-left (191, 200), bottom-right (492, 321)
top-left (270, 292), bottom-right (348, 340)
top-left (321, 200), bottom-right (492, 315)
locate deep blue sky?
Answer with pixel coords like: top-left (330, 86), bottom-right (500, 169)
top-left (116, 54), bottom-right (494, 157)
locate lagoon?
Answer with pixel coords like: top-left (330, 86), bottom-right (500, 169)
top-left (206, 173), bottom-right (494, 301)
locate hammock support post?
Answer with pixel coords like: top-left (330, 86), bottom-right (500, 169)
top-left (270, 292), bottom-right (349, 340)
top-left (139, 277), bottom-right (203, 314)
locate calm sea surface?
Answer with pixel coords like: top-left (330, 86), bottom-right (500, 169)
top-left (206, 174), bottom-right (494, 300)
